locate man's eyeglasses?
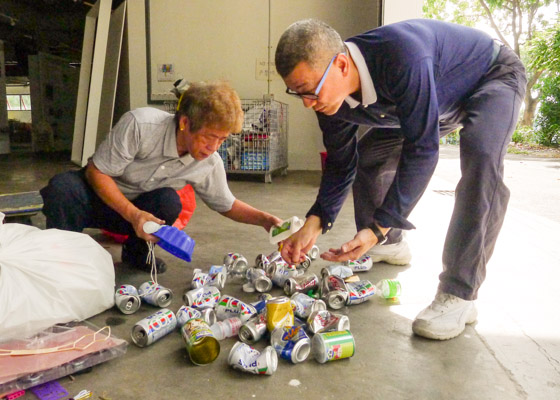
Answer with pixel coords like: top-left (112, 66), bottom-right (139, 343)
top-left (285, 54), bottom-right (338, 100)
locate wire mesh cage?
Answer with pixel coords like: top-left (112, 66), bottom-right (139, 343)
top-left (218, 98), bottom-right (288, 183)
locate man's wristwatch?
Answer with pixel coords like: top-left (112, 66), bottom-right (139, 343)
top-left (368, 222), bottom-right (388, 245)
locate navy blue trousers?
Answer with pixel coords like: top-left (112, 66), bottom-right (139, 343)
top-left (352, 45), bottom-right (526, 300)
top-left (40, 169), bottom-right (182, 251)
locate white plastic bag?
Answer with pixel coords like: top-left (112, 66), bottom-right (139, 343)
top-left (0, 212), bottom-right (115, 342)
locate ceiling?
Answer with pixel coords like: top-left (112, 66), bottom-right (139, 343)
top-left (0, 0), bottom-right (124, 83)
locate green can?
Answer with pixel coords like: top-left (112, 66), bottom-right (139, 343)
top-left (312, 330), bottom-right (355, 363)
top-left (181, 318), bottom-right (220, 365)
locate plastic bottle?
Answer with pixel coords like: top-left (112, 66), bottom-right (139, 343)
top-left (210, 317), bottom-right (243, 340)
top-left (375, 279), bottom-right (402, 299)
top-left (269, 216), bottom-right (304, 244)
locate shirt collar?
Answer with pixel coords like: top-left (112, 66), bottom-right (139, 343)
top-left (163, 116), bottom-right (183, 160)
top-left (344, 41), bottom-right (377, 108)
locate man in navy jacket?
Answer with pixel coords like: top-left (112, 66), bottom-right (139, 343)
top-left (275, 19), bottom-right (526, 340)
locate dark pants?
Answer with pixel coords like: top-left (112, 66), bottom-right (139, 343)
top-left (352, 45), bottom-right (526, 300)
top-left (40, 169), bottom-right (182, 255)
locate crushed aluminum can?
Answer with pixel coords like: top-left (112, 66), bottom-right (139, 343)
top-left (131, 308), bottom-right (177, 347)
top-left (321, 265), bottom-right (354, 279)
top-left (215, 294), bottom-right (258, 322)
top-left (114, 284), bottom-right (141, 314)
top-left (346, 280), bottom-right (376, 305)
top-left (177, 305), bottom-right (217, 326)
top-left (312, 330), bottom-right (355, 363)
top-left (266, 296), bottom-right (294, 331)
top-left (255, 254), bottom-right (269, 270)
top-left (291, 292), bottom-right (327, 319)
top-left (307, 309), bottom-right (350, 334)
top-left (209, 265), bottom-right (226, 275)
top-left (191, 268), bottom-right (227, 290)
top-left (323, 290), bottom-right (349, 310)
top-left (307, 245), bottom-right (320, 260)
top-left (270, 325), bottom-right (311, 364)
top-left (246, 267), bottom-right (273, 293)
top-left (296, 255), bottom-right (312, 272)
top-left (183, 285), bottom-right (221, 309)
top-left (238, 313), bottom-right (268, 344)
top-left (223, 252), bottom-right (249, 277)
top-left (269, 261), bottom-right (299, 287)
top-left (228, 342), bottom-right (278, 375)
top-left (138, 281), bottom-right (173, 308)
top-left (344, 255), bottom-right (373, 272)
top-left (284, 273), bottom-right (320, 296)
top-left (181, 318), bottom-right (220, 365)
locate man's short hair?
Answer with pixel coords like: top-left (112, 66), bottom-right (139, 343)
top-left (275, 19), bottom-right (345, 78)
top-left (175, 81), bottom-right (243, 133)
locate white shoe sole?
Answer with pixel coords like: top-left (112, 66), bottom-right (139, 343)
top-left (412, 305), bottom-right (478, 340)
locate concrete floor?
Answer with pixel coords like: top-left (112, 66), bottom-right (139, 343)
top-left (1, 146), bottom-right (559, 400)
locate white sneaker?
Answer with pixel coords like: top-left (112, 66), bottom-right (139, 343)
top-left (367, 239), bottom-right (412, 265)
top-left (412, 292), bottom-right (478, 340)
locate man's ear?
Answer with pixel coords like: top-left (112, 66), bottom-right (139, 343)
top-left (337, 53), bottom-right (351, 77)
top-left (179, 116), bottom-right (190, 132)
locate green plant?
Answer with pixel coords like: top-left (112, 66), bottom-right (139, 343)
top-left (534, 73), bottom-right (560, 147)
top-left (511, 126), bottom-right (536, 144)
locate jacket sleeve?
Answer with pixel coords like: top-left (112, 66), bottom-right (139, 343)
top-left (306, 114), bottom-right (359, 233)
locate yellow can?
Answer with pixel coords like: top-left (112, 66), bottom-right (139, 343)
top-left (266, 297), bottom-right (294, 332)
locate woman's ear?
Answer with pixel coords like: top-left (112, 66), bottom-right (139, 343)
top-left (179, 116), bottom-right (189, 132)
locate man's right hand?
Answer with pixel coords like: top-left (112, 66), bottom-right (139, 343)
top-left (280, 215), bottom-right (322, 264)
top-left (130, 208), bottom-right (165, 242)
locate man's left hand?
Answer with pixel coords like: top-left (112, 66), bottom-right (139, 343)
top-left (320, 228), bottom-right (378, 262)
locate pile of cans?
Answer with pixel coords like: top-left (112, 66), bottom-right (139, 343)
top-left (114, 248), bottom-right (401, 375)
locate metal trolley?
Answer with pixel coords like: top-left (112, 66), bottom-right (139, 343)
top-left (218, 98), bottom-right (288, 183)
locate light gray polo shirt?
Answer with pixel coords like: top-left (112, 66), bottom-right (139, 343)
top-left (92, 107), bottom-right (235, 213)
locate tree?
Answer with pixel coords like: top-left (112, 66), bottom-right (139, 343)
top-left (528, 20), bottom-right (560, 145)
top-left (424, 0), bottom-right (560, 127)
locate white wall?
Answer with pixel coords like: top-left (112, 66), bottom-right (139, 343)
top-left (131, 0), bottom-right (379, 170)
top-left (383, 0), bottom-right (423, 25)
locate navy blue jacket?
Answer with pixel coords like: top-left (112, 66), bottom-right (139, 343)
top-left (308, 19), bottom-right (496, 232)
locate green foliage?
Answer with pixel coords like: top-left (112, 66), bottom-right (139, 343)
top-left (440, 128), bottom-right (461, 145)
top-left (511, 125), bottom-right (537, 143)
top-left (534, 73), bottom-right (560, 146)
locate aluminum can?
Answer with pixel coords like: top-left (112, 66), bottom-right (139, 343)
top-left (228, 342), bottom-right (278, 375)
top-left (207, 271), bottom-right (227, 290)
top-left (131, 308), bottom-right (177, 347)
top-left (176, 305), bottom-right (202, 326)
top-left (347, 280), bottom-right (376, 305)
top-left (266, 297), bottom-right (294, 331)
top-left (344, 255), bottom-right (373, 272)
top-left (138, 281), bottom-right (173, 308)
top-left (296, 255), bottom-right (312, 272)
top-left (307, 245), bottom-right (320, 260)
top-left (269, 261), bottom-right (299, 287)
top-left (238, 313), bottom-right (268, 344)
top-left (114, 284), bottom-right (141, 314)
top-left (254, 254), bottom-right (269, 270)
top-left (246, 267), bottom-right (273, 293)
top-left (191, 268), bottom-right (210, 289)
top-left (181, 318), bottom-right (220, 365)
top-left (312, 330), bottom-right (355, 363)
top-left (323, 290), bottom-right (349, 310)
top-left (183, 285), bottom-right (221, 309)
top-left (321, 265), bottom-right (354, 279)
top-left (209, 265), bottom-right (226, 275)
top-left (223, 252), bottom-right (248, 276)
top-left (270, 325), bottom-right (311, 364)
top-left (215, 295), bottom-right (258, 322)
top-left (284, 273), bottom-right (320, 296)
top-left (176, 305), bottom-right (216, 326)
top-left (291, 292), bottom-right (327, 319)
top-left (307, 309), bottom-right (350, 334)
